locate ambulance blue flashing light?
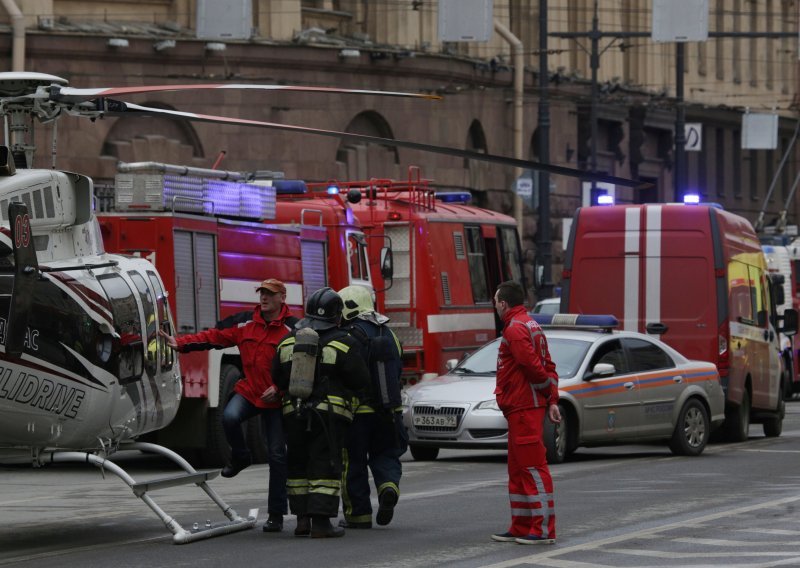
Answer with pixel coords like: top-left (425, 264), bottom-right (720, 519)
top-left (326, 184), bottom-right (340, 195)
top-left (530, 313), bottom-right (619, 330)
top-left (273, 180), bottom-right (308, 194)
top-left (597, 194), bottom-right (614, 205)
top-left (683, 193), bottom-right (700, 204)
top-left (435, 191), bottom-right (471, 204)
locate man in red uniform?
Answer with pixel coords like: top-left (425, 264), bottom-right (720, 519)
top-left (160, 278), bottom-right (295, 533)
top-left (491, 281), bottom-right (561, 545)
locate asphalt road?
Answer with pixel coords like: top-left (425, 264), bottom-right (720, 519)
top-left (3, 404), bottom-right (800, 567)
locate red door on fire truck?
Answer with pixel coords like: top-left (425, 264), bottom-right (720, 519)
top-left (562, 203), bottom-right (797, 442)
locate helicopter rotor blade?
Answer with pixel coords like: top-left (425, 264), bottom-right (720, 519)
top-left (96, 99), bottom-right (647, 189)
top-left (50, 84), bottom-right (442, 103)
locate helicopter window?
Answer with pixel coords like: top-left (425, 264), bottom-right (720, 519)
top-left (44, 186), bottom-right (55, 217)
top-left (32, 189), bottom-right (43, 218)
top-left (129, 271), bottom-right (158, 377)
top-left (148, 270), bottom-right (174, 372)
top-left (97, 273), bottom-right (144, 384)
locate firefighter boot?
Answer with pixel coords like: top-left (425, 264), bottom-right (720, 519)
top-left (310, 516), bottom-right (345, 538)
top-left (294, 515), bottom-right (311, 537)
top-left (376, 487), bottom-right (399, 526)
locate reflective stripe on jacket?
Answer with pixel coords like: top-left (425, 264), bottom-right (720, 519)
top-left (494, 305), bottom-right (559, 415)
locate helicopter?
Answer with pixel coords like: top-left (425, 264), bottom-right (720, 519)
top-left (0, 71), bottom-right (640, 543)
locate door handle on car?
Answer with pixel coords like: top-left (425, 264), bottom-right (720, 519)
top-left (673, 376), bottom-right (684, 383)
top-left (623, 382), bottom-right (635, 390)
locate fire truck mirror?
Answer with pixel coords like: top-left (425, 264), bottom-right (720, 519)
top-left (780, 308), bottom-right (798, 336)
top-left (380, 246), bottom-right (394, 281)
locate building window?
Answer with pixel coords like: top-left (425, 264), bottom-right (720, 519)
top-left (733, 130), bottom-right (742, 198)
top-left (715, 128), bottom-right (725, 198)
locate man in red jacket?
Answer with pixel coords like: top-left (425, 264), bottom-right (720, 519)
top-left (491, 281), bottom-right (561, 545)
top-left (160, 278), bottom-right (295, 533)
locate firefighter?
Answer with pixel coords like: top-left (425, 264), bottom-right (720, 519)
top-left (160, 278), bottom-right (294, 533)
top-left (491, 280), bottom-right (561, 545)
top-left (272, 287), bottom-right (369, 538)
top-left (336, 284), bottom-right (406, 529)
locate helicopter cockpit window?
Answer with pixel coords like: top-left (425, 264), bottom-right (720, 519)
top-left (97, 273), bottom-right (144, 384)
top-left (129, 271), bottom-right (158, 378)
top-left (148, 271), bottom-right (174, 372)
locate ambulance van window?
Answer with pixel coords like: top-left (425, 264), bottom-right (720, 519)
top-left (97, 273), bottom-right (144, 384)
top-left (465, 226), bottom-right (490, 302)
top-left (728, 259), bottom-right (754, 324)
top-left (622, 338), bottom-right (674, 372)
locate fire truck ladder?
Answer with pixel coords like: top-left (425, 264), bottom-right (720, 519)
top-left (30, 441), bottom-right (257, 544)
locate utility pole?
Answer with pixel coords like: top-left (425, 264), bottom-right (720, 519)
top-left (674, 43), bottom-right (686, 202)
top-left (537, 0), bottom-right (553, 299)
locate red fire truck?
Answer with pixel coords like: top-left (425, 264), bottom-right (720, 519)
top-left (97, 163), bottom-right (331, 465)
top-left (272, 180), bottom-right (385, 295)
top-left (306, 167), bottom-right (526, 383)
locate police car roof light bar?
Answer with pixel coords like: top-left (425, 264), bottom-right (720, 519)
top-left (530, 313), bottom-right (619, 331)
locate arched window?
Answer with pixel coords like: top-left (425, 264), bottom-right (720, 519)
top-left (335, 111), bottom-right (398, 179)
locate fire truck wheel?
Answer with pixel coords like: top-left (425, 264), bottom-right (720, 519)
top-left (722, 389), bottom-right (751, 443)
top-left (409, 445), bottom-right (439, 461)
top-left (763, 389), bottom-right (785, 438)
top-left (669, 398), bottom-right (709, 456)
top-left (544, 403), bottom-right (569, 464)
top-left (204, 363), bottom-right (241, 467)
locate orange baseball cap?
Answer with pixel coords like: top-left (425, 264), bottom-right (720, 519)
top-left (256, 278), bottom-right (286, 294)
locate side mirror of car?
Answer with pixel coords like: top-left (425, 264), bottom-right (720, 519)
top-left (445, 358), bottom-right (459, 371)
top-left (586, 362), bottom-right (615, 379)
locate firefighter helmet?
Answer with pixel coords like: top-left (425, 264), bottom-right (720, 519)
top-left (297, 287), bottom-right (343, 331)
top-left (338, 285), bottom-right (375, 321)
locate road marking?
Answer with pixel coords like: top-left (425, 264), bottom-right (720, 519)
top-left (480, 494), bottom-right (800, 568)
top-left (741, 449), bottom-right (800, 453)
top-left (0, 495), bottom-right (52, 506)
top-left (0, 535), bottom-right (167, 566)
top-left (673, 537), bottom-right (800, 547)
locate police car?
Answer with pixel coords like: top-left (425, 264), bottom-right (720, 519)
top-left (401, 314), bottom-right (725, 463)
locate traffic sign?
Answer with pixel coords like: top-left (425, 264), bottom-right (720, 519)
top-left (685, 123), bottom-right (702, 152)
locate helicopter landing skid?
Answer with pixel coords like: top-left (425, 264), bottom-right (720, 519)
top-left (37, 441), bottom-right (258, 544)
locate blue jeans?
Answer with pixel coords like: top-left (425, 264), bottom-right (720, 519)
top-left (222, 393), bottom-right (288, 515)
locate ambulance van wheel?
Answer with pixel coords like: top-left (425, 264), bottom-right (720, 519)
top-left (409, 445), bottom-right (439, 461)
top-left (205, 363), bottom-right (240, 467)
top-left (669, 398), bottom-right (709, 456)
top-left (544, 403), bottom-right (569, 464)
top-left (723, 390), bottom-right (750, 443)
top-left (763, 389), bottom-right (785, 438)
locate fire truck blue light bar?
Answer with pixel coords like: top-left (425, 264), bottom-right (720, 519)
top-left (163, 175), bottom-right (276, 220)
top-left (435, 191), bottom-right (471, 203)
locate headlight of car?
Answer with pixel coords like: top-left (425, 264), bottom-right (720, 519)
top-left (475, 398), bottom-right (500, 411)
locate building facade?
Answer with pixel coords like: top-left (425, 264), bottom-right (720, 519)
top-left (1, 0), bottom-right (798, 296)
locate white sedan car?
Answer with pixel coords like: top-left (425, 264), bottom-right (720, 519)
top-left (402, 314), bottom-right (725, 463)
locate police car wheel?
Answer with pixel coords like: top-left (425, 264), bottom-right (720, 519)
top-left (544, 403), bottom-right (568, 464)
top-left (669, 398), bottom-right (709, 457)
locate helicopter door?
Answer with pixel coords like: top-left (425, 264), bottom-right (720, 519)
top-left (96, 273), bottom-right (144, 384)
top-left (147, 270), bottom-right (175, 373)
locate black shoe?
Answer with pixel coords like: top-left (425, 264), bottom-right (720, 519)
top-left (221, 455), bottom-right (251, 478)
top-left (376, 488), bottom-right (398, 526)
top-left (311, 516), bottom-right (345, 538)
top-left (262, 513), bottom-right (284, 533)
top-left (338, 518), bottom-right (372, 529)
top-left (294, 515), bottom-right (311, 537)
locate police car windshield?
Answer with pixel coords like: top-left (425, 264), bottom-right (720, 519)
top-left (454, 339), bottom-right (500, 375)
top-left (547, 338), bottom-right (591, 379)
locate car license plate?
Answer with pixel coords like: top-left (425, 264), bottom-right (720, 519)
top-left (413, 414), bottom-right (457, 427)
